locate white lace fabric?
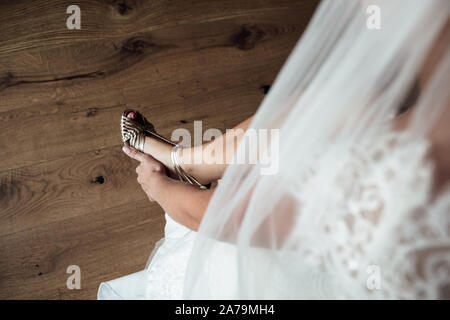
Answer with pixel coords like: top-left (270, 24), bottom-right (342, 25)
top-left (181, 131), bottom-right (449, 300)
top-left (98, 214), bottom-right (195, 300)
top-left (285, 131), bottom-right (449, 299)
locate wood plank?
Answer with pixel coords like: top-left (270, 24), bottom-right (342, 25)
top-left (0, 199), bottom-right (165, 299)
top-left (0, 9), bottom-right (311, 171)
top-left (0, 93), bottom-right (257, 237)
top-left (0, 145), bottom-right (146, 236)
top-left (0, 0), bottom-right (318, 55)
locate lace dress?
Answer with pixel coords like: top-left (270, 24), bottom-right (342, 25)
top-left (97, 213), bottom-right (195, 299)
top-left (98, 132), bottom-right (449, 299)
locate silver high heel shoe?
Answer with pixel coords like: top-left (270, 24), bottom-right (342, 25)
top-left (121, 109), bottom-right (209, 189)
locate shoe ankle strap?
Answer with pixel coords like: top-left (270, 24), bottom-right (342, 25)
top-left (171, 144), bottom-right (209, 190)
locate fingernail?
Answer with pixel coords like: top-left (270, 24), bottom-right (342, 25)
top-left (122, 145), bottom-right (130, 153)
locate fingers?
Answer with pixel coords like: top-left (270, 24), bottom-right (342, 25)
top-left (143, 187), bottom-right (155, 202)
top-left (122, 145), bottom-right (147, 162)
top-left (135, 164), bottom-right (155, 202)
top-left (123, 145), bottom-right (161, 167)
top-left (124, 144), bottom-right (165, 203)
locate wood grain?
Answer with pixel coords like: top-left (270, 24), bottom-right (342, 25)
top-left (0, 199), bottom-right (165, 299)
top-left (0, 0), bottom-right (319, 299)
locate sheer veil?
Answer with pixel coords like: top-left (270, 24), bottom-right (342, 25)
top-left (184, 0), bottom-right (450, 299)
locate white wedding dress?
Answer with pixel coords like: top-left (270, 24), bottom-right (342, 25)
top-left (98, 0), bottom-right (450, 299)
top-left (98, 213), bottom-right (195, 299)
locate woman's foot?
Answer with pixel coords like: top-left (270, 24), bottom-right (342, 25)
top-left (122, 109), bottom-right (211, 187)
top-left (125, 111), bottom-right (176, 172)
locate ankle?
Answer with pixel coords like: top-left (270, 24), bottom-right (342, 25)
top-left (178, 147), bottom-right (196, 174)
top-left (143, 136), bottom-right (175, 170)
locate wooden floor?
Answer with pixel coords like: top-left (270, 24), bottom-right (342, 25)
top-left (0, 0), bottom-right (318, 299)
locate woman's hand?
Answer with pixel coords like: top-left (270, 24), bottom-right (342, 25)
top-left (122, 145), bottom-right (167, 202)
top-left (122, 144), bottom-right (215, 231)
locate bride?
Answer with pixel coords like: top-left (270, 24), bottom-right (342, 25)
top-left (98, 0), bottom-right (450, 299)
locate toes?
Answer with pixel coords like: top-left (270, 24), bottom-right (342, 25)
top-left (127, 111), bottom-right (137, 120)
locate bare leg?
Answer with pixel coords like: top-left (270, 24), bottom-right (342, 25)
top-left (126, 112), bottom-right (254, 185)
